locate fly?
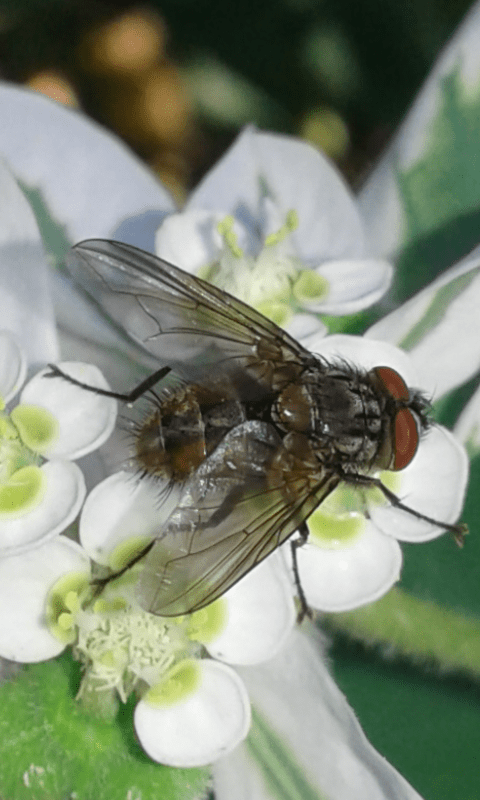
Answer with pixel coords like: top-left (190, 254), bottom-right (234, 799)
top-left (49, 239), bottom-right (467, 617)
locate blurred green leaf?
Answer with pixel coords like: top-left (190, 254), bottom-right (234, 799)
top-left (0, 652), bottom-right (210, 800)
top-left (325, 586), bottom-right (480, 680)
top-left (398, 67), bottom-right (480, 246)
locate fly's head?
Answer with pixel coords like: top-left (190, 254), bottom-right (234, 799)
top-left (369, 366), bottom-right (431, 474)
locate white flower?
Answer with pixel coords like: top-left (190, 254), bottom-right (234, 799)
top-left (0, 342), bottom-right (117, 556)
top-left (0, 477), bottom-right (294, 766)
top-left (0, 330), bottom-right (27, 404)
top-left (154, 128), bottom-right (393, 339)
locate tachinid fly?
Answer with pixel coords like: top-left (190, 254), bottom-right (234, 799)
top-left (53, 239), bottom-right (467, 617)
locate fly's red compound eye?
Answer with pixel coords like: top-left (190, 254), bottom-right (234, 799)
top-left (373, 366), bottom-right (419, 469)
top-left (373, 366), bottom-right (410, 401)
top-left (393, 408), bottom-right (419, 470)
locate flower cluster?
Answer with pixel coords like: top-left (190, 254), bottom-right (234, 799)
top-left (154, 128), bottom-right (393, 340)
top-left (0, 338), bottom-right (116, 557)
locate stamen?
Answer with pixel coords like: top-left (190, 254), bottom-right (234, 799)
top-left (217, 216), bottom-right (243, 257)
top-left (264, 209), bottom-right (299, 246)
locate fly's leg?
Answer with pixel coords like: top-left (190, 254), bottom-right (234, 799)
top-left (342, 471), bottom-right (468, 547)
top-left (46, 364), bottom-right (172, 402)
top-left (291, 522), bottom-right (313, 623)
top-left (91, 539), bottom-right (156, 596)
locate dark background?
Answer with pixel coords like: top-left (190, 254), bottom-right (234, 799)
top-left (0, 0), bottom-right (473, 195)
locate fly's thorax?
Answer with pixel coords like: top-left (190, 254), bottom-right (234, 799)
top-left (273, 364), bottom-right (394, 470)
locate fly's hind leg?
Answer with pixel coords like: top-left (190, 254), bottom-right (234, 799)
top-left (291, 522), bottom-right (314, 623)
top-left (45, 364), bottom-right (172, 403)
top-left (341, 471), bottom-right (468, 547)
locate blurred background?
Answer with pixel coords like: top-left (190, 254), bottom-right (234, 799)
top-left (0, 0), bottom-right (473, 203)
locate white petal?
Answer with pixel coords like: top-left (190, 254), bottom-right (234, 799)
top-left (206, 552), bottom-right (295, 665)
top-left (358, 161), bottom-right (406, 258)
top-left (0, 84), bottom-right (175, 245)
top-left (21, 362), bottom-right (117, 459)
top-left (292, 527), bottom-right (402, 612)
top-left (155, 209), bottom-right (224, 271)
top-left (454, 385), bottom-right (480, 449)
top-left (313, 258), bottom-right (393, 315)
top-left (310, 333), bottom-right (420, 385)
top-left (0, 157), bottom-right (58, 365)
top-left (0, 460), bottom-right (86, 555)
top-left (369, 426), bottom-right (468, 542)
top-left (0, 330), bottom-right (26, 403)
top-left (366, 249), bottom-right (480, 398)
top-left (187, 127), bottom-right (367, 262)
top-left (80, 471), bottom-right (178, 564)
top-left (0, 537), bottom-right (89, 662)
top-left (135, 660), bottom-right (251, 767)
top-left (285, 313), bottom-right (327, 342)
top-left (228, 629), bottom-right (425, 800)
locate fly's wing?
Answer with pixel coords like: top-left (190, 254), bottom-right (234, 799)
top-left (65, 239), bottom-right (313, 398)
top-left (135, 421), bottom-right (339, 616)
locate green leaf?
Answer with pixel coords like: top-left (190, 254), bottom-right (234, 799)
top-left (324, 586), bottom-right (480, 680)
top-left (0, 652), bottom-right (210, 800)
top-left (329, 633), bottom-right (480, 800)
top-left (398, 67), bottom-right (480, 246)
top-left (393, 210), bottom-right (480, 305)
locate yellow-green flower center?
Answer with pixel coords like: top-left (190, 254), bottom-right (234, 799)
top-left (46, 572), bottom-right (91, 644)
top-left (0, 404), bottom-right (59, 518)
top-left (145, 659), bottom-right (201, 707)
top-left (10, 404), bottom-right (59, 454)
top-left (0, 464), bottom-right (46, 517)
top-left (46, 561), bottom-right (213, 707)
top-left (199, 211), bottom-right (330, 324)
top-left (186, 598), bottom-right (228, 644)
top-left (308, 472), bottom-right (402, 548)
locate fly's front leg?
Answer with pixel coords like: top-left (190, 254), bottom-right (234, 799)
top-left (291, 522), bottom-right (313, 623)
top-left (45, 364), bottom-right (172, 402)
top-left (341, 471), bottom-right (468, 547)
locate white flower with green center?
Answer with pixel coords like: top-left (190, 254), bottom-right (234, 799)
top-left (0, 486), bottom-right (295, 767)
top-left (0, 340), bottom-right (117, 555)
top-left (197, 211), bottom-right (321, 332)
top-left (154, 128), bottom-right (393, 339)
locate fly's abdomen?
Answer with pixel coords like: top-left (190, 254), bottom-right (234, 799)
top-left (135, 389), bottom-right (205, 481)
top-left (135, 385), bottom-right (245, 482)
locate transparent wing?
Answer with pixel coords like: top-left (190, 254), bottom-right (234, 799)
top-left (66, 239), bottom-right (312, 396)
top-left (135, 421), bottom-right (339, 616)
